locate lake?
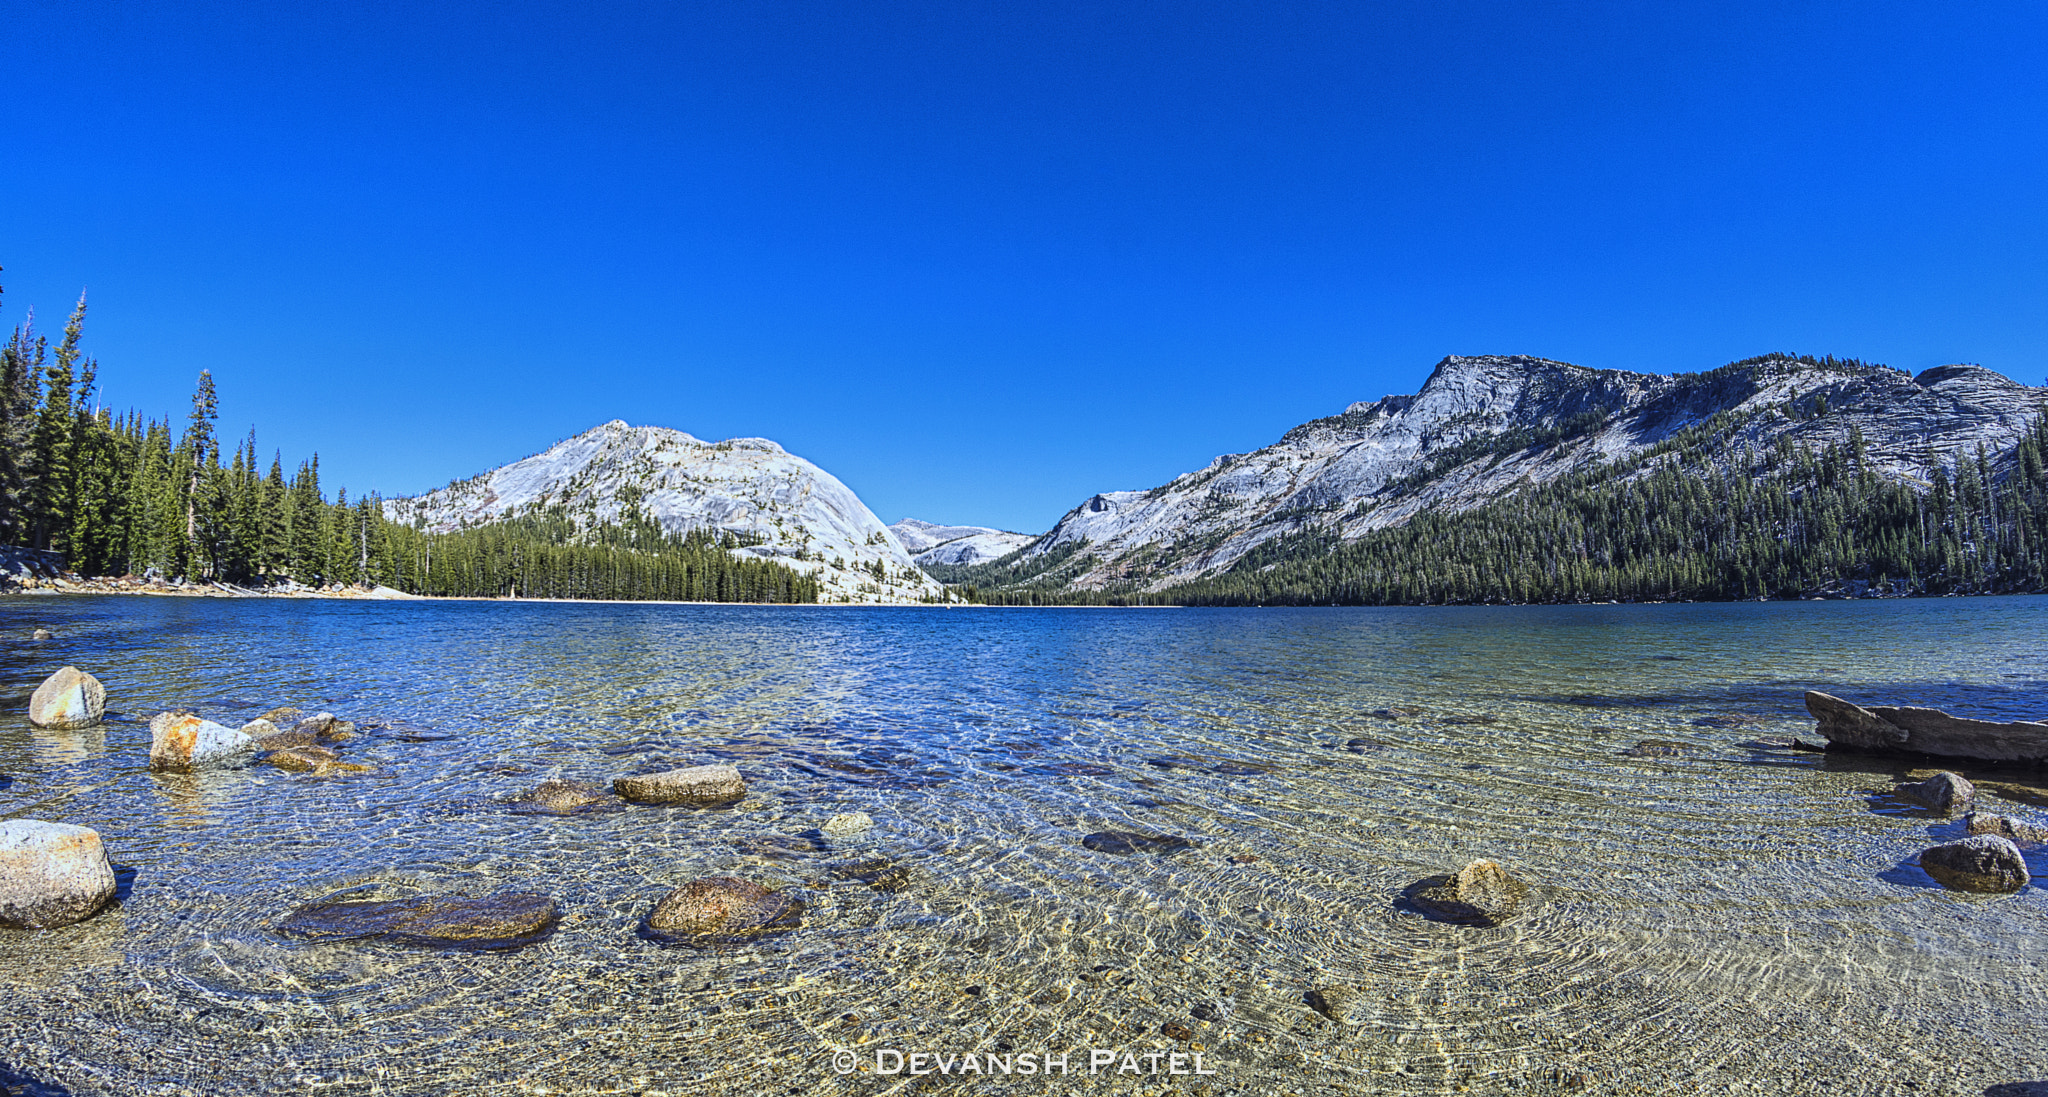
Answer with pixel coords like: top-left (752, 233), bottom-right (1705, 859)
top-left (2, 595), bottom-right (2045, 1096)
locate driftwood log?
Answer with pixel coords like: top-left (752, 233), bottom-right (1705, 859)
top-left (1805, 691), bottom-right (2048, 765)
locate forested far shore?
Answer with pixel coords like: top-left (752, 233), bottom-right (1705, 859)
top-left (0, 278), bottom-right (819, 603)
top-left (954, 412), bottom-right (2048, 607)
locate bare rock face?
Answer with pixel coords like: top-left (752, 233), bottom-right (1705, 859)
top-left (31, 628), bottom-right (54, 641)
top-left (1805, 691), bottom-right (2048, 764)
top-left (279, 891), bottom-right (559, 948)
top-left (613, 764), bottom-right (745, 806)
top-left (239, 718), bottom-right (284, 740)
top-left (0, 820), bottom-right (118, 929)
top-left (1897, 771), bottom-right (1976, 815)
top-left (644, 876), bottom-right (802, 943)
top-left (291, 713), bottom-right (358, 743)
top-left (510, 779), bottom-right (620, 816)
top-left (1967, 812), bottom-right (2048, 846)
top-left (28, 667), bottom-right (105, 730)
top-left (1405, 859), bottom-right (1530, 926)
top-left (1919, 835), bottom-right (2030, 893)
top-left (253, 728), bottom-right (319, 752)
top-left (148, 712), bottom-right (255, 772)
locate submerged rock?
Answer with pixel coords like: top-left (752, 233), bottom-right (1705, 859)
top-left (509, 779), bottom-right (619, 815)
top-left (820, 811), bottom-right (874, 838)
top-left (643, 876), bottom-right (802, 943)
top-left (28, 667), bottom-right (105, 730)
top-left (258, 706), bottom-right (304, 726)
top-left (1918, 835), bottom-right (2030, 893)
top-left (291, 713), bottom-right (358, 743)
top-left (1967, 812), bottom-right (2048, 846)
top-left (252, 728), bottom-right (319, 752)
top-left (279, 891), bottom-right (559, 948)
top-left (1805, 690), bottom-right (2048, 764)
top-left (1618, 739), bottom-right (1691, 758)
top-left (1897, 771), bottom-right (1975, 815)
top-left (1342, 737), bottom-right (1384, 752)
top-left (148, 712), bottom-right (254, 772)
top-left (266, 745), bottom-right (341, 773)
top-left (1082, 830), bottom-right (1197, 855)
top-left (614, 764), bottom-right (745, 806)
top-left (1306, 985), bottom-right (1373, 1026)
top-left (0, 820), bottom-right (118, 929)
top-left (1405, 859), bottom-right (1530, 926)
top-left (829, 857), bottom-right (912, 892)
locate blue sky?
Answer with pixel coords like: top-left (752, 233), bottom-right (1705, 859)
top-left (2, 1), bottom-right (2043, 533)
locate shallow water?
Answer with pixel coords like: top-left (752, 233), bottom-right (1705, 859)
top-left (2, 595), bottom-right (2046, 1096)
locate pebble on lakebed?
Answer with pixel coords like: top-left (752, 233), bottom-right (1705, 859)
top-left (28, 666), bottom-right (105, 730)
top-left (0, 820), bottom-right (118, 929)
top-left (643, 876), bottom-right (802, 944)
top-left (614, 764), bottom-right (745, 806)
top-left (1403, 859), bottom-right (1530, 926)
top-left (279, 891), bottom-right (560, 949)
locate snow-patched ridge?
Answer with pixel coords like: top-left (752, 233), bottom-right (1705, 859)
top-left (1012, 354), bottom-right (2048, 592)
top-left (888, 519), bottom-right (1035, 567)
top-left (384, 420), bottom-right (949, 604)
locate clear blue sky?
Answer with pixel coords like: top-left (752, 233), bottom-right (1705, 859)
top-left (2, 1), bottom-right (2043, 533)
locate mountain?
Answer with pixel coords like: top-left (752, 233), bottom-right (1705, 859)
top-left (383, 420), bottom-right (949, 604)
top-left (957, 354), bottom-right (2048, 596)
top-left (888, 519), bottom-right (1035, 567)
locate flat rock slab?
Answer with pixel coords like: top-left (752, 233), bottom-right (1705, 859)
top-left (644, 876), bottom-right (802, 944)
top-left (1082, 830), bottom-right (1197, 855)
top-left (509, 779), bottom-right (621, 816)
top-left (279, 891), bottom-right (559, 949)
top-left (1919, 835), bottom-right (2030, 893)
top-left (1807, 691), bottom-right (2048, 764)
top-left (1404, 859), bottom-right (1530, 926)
top-left (28, 667), bottom-right (105, 730)
top-left (149, 712), bottom-right (254, 772)
top-left (0, 820), bottom-right (118, 929)
top-left (266, 745), bottom-right (342, 773)
top-left (614, 764), bottom-right (745, 806)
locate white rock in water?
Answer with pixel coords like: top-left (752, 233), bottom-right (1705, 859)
top-left (27, 666), bottom-right (105, 729)
top-left (821, 812), bottom-right (875, 838)
top-left (0, 820), bottom-right (117, 929)
top-left (148, 712), bottom-right (255, 772)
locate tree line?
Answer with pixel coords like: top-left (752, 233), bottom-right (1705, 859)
top-left (0, 275), bottom-right (817, 603)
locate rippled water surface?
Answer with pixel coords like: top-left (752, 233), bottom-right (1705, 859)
top-left (3, 596), bottom-right (2047, 1096)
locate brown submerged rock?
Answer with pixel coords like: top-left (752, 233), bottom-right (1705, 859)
top-left (1405, 859), bottom-right (1530, 926)
top-left (1918, 835), bottom-right (2030, 893)
top-left (509, 779), bottom-right (619, 815)
top-left (644, 876), bottom-right (802, 943)
top-left (266, 745), bottom-right (342, 772)
top-left (1897, 771), bottom-right (1975, 815)
top-left (614, 764), bottom-right (745, 806)
top-left (1618, 739), bottom-right (1691, 759)
top-left (279, 891), bottom-right (559, 948)
top-left (253, 728), bottom-right (319, 752)
top-left (1967, 812), bottom-right (2048, 846)
top-left (259, 706), bottom-right (305, 725)
top-left (1082, 830), bottom-right (1196, 855)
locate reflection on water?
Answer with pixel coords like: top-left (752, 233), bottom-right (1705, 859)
top-left (1, 595), bottom-right (2046, 1095)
